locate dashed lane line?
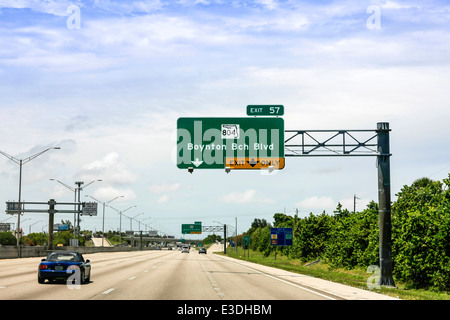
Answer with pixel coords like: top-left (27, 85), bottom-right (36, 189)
top-left (102, 288), bottom-right (115, 295)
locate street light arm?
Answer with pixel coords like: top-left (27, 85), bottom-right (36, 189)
top-left (107, 195), bottom-right (124, 204)
top-left (50, 179), bottom-right (76, 192)
top-left (108, 205), bottom-right (136, 214)
top-left (107, 205), bottom-right (120, 213)
top-left (86, 195), bottom-right (123, 205)
top-left (0, 150), bottom-right (20, 164)
top-left (30, 220), bottom-right (42, 227)
top-left (22, 147), bottom-right (60, 165)
top-left (122, 205), bottom-right (137, 214)
top-left (1, 147), bottom-right (60, 165)
top-left (80, 179), bottom-right (102, 190)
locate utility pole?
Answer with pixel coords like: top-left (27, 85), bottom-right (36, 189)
top-left (376, 122), bottom-right (396, 287)
top-left (353, 194), bottom-right (360, 214)
top-left (75, 181), bottom-right (83, 242)
top-left (235, 217), bottom-right (237, 253)
top-left (223, 224), bottom-right (227, 254)
top-left (48, 199), bottom-right (56, 251)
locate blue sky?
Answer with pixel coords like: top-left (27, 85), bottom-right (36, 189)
top-left (0, 0), bottom-right (449, 238)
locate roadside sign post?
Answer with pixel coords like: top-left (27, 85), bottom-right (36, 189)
top-left (270, 228), bottom-right (293, 260)
top-left (244, 235), bottom-right (250, 259)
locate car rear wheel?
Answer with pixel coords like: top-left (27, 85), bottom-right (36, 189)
top-left (38, 275), bottom-right (45, 284)
top-left (80, 270), bottom-right (85, 284)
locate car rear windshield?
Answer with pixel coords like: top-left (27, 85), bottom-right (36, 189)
top-left (47, 253), bottom-right (81, 262)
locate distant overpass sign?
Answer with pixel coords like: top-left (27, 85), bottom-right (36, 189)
top-left (182, 221), bottom-right (202, 234)
top-left (81, 202), bottom-right (98, 216)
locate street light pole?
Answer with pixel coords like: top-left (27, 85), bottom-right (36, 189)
top-left (131, 213), bottom-right (144, 231)
top-left (86, 195), bottom-right (124, 247)
top-left (75, 180), bottom-right (102, 242)
top-left (109, 205), bottom-right (137, 246)
top-left (1, 146), bottom-right (60, 258)
top-left (50, 179), bottom-right (101, 247)
top-left (29, 220), bottom-right (42, 234)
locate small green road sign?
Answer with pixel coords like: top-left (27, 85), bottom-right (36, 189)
top-left (247, 105), bottom-right (284, 116)
top-left (177, 117), bottom-right (284, 170)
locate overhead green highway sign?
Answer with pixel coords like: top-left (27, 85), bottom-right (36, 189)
top-left (177, 117), bottom-right (284, 170)
top-left (181, 221), bottom-right (202, 234)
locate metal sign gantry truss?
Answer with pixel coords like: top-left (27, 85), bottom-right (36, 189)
top-left (284, 128), bottom-right (382, 157)
top-left (284, 122), bottom-right (395, 287)
top-left (202, 225), bottom-right (227, 254)
top-left (202, 226), bottom-right (224, 233)
top-left (5, 199), bottom-right (90, 251)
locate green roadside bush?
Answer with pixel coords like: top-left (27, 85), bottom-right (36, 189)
top-left (244, 174), bottom-right (450, 291)
top-left (392, 177), bottom-right (450, 291)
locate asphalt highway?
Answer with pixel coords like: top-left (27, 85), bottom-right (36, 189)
top-left (0, 244), bottom-right (395, 300)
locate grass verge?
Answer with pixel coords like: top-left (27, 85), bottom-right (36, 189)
top-left (221, 247), bottom-right (449, 300)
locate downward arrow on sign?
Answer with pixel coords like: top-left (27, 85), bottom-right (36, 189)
top-left (249, 159), bottom-right (258, 167)
top-left (192, 158), bottom-right (203, 167)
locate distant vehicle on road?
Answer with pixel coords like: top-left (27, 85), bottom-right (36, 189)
top-left (181, 247), bottom-right (190, 253)
top-left (198, 247), bottom-right (207, 254)
top-left (38, 251), bottom-right (91, 284)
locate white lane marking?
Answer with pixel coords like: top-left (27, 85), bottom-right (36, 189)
top-left (199, 259), bottom-right (225, 299)
top-left (128, 276), bottom-right (136, 280)
top-left (227, 259), bottom-right (337, 300)
top-left (263, 273), bottom-right (337, 300)
top-left (102, 288), bottom-right (115, 295)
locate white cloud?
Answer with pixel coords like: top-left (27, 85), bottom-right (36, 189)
top-left (92, 186), bottom-right (137, 202)
top-left (149, 182), bottom-right (180, 205)
top-left (295, 195), bottom-right (372, 213)
top-left (254, 0), bottom-right (278, 10)
top-left (0, 0), bottom-right (73, 16)
top-left (93, 0), bottom-right (165, 14)
top-left (220, 189), bottom-right (275, 204)
top-left (0, 0), bottom-right (449, 238)
top-left (157, 194), bottom-right (170, 203)
top-left (149, 182), bottom-right (181, 194)
top-left (295, 196), bottom-right (336, 211)
top-left (339, 196), bottom-right (371, 212)
top-left (79, 152), bottom-right (137, 185)
top-left (381, 1), bottom-right (420, 10)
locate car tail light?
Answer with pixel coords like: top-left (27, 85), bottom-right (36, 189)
top-left (39, 264), bottom-right (48, 270)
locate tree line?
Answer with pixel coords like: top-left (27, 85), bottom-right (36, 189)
top-left (240, 175), bottom-right (450, 291)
